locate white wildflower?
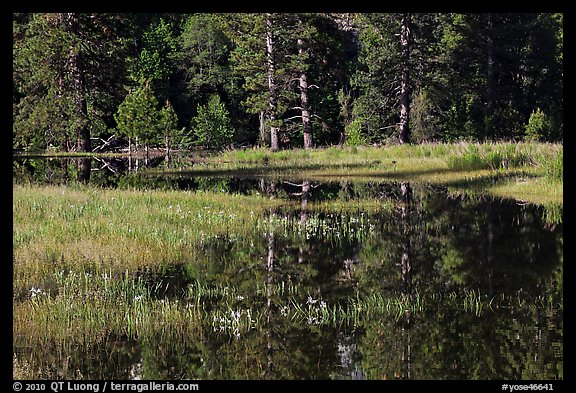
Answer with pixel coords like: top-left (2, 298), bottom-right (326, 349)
top-left (30, 287), bottom-right (44, 298)
top-left (231, 310), bottom-right (241, 321)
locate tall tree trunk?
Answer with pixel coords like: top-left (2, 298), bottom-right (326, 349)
top-left (258, 110), bottom-right (270, 146)
top-left (298, 180), bottom-right (311, 264)
top-left (64, 13), bottom-right (91, 152)
top-left (399, 14), bottom-right (411, 145)
top-left (266, 224), bottom-right (276, 376)
top-left (78, 157), bottom-right (91, 184)
top-left (400, 182), bottom-right (412, 293)
top-left (486, 202), bottom-right (494, 293)
top-left (298, 37), bottom-right (313, 149)
top-left (485, 13), bottom-right (495, 140)
top-left (265, 15), bottom-right (280, 151)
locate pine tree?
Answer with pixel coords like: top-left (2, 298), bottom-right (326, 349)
top-left (178, 14), bottom-right (233, 99)
top-left (13, 13), bottom-right (132, 152)
top-left (435, 13), bottom-right (563, 141)
top-left (191, 94), bottom-right (235, 150)
top-left (159, 100), bottom-right (180, 154)
top-left (114, 81), bottom-right (161, 156)
top-left (352, 13), bottom-right (421, 144)
top-left (219, 13), bottom-right (298, 150)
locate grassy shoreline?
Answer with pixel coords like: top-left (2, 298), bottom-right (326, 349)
top-left (15, 142), bottom-right (562, 205)
top-left (13, 153), bottom-right (562, 378)
top-left (161, 142), bottom-right (562, 206)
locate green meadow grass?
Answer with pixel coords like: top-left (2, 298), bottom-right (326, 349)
top-left (13, 142), bottom-right (563, 379)
top-left (161, 142), bottom-right (562, 205)
top-left (15, 269), bottom-right (559, 354)
top-left (13, 184), bottom-right (284, 292)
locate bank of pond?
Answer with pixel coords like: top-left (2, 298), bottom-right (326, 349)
top-left (13, 154), bottom-right (562, 380)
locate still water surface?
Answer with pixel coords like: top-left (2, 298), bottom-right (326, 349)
top-left (13, 156), bottom-right (563, 380)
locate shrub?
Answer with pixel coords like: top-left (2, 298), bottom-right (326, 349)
top-left (192, 95), bottom-right (235, 150)
top-left (525, 108), bottom-right (553, 142)
top-left (344, 119), bottom-right (367, 146)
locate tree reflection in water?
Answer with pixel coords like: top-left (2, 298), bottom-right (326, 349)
top-left (13, 157), bottom-right (563, 380)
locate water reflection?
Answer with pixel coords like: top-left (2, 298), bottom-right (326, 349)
top-left (13, 157), bottom-right (563, 380)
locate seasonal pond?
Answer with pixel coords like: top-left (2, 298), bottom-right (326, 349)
top-left (13, 156), bottom-right (563, 380)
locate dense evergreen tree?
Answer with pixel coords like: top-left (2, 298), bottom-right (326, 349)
top-left (177, 14), bottom-right (236, 104)
top-left (129, 18), bottom-right (178, 103)
top-left (175, 13), bottom-right (251, 140)
top-left (435, 13), bottom-right (563, 141)
top-left (114, 81), bottom-right (161, 155)
top-left (159, 99), bottom-right (181, 154)
top-left (191, 94), bottom-right (235, 150)
top-left (350, 13), bottom-right (443, 145)
top-left (286, 13), bottom-right (358, 147)
top-left (13, 12), bottom-right (563, 151)
top-left (13, 13), bottom-right (132, 152)
top-left (217, 13), bottom-right (276, 148)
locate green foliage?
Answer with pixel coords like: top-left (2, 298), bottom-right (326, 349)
top-left (13, 15), bottom-right (70, 149)
top-left (350, 14), bottom-right (399, 142)
top-left (179, 14), bottom-right (232, 97)
top-left (525, 108), bottom-right (553, 142)
top-left (159, 100), bottom-right (178, 134)
top-left (410, 89), bottom-right (441, 142)
top-left (191, 95), bottom-right (235, 150)
top-left (541, 150), bottom-right (563, 183)
top-left (220, 13), bottom-right (269, 116)
top-left (114, 82), bottom-right (160, 146)
top-left (159, 100), bottom-right (183, 149)
top-left (177, 14), bottom-right (250, 145)
top-left (12, 12), bottom-right (565, 152)
top-left (13, 13), bottom-right (131, 151)
top-left (344, 118), bottom-right (367, 146)
top-left (131, 18), bottom-right (177, 84)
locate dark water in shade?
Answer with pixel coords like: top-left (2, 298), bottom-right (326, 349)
top-left (13, 156), bottom-right (563, 380)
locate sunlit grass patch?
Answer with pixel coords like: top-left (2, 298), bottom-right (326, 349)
top-left (447, 142), bottom-right (532, 170)
top-left (488, 176), bottom-right (563, 207)
top-left (164, 142), bottom-right (562, 206)
top-left (13, 271), bottom-right (206, 347)
top-left (541, 150), bottom-right (563, 183)
top-left (13, 183), bottom-right (284, 287)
